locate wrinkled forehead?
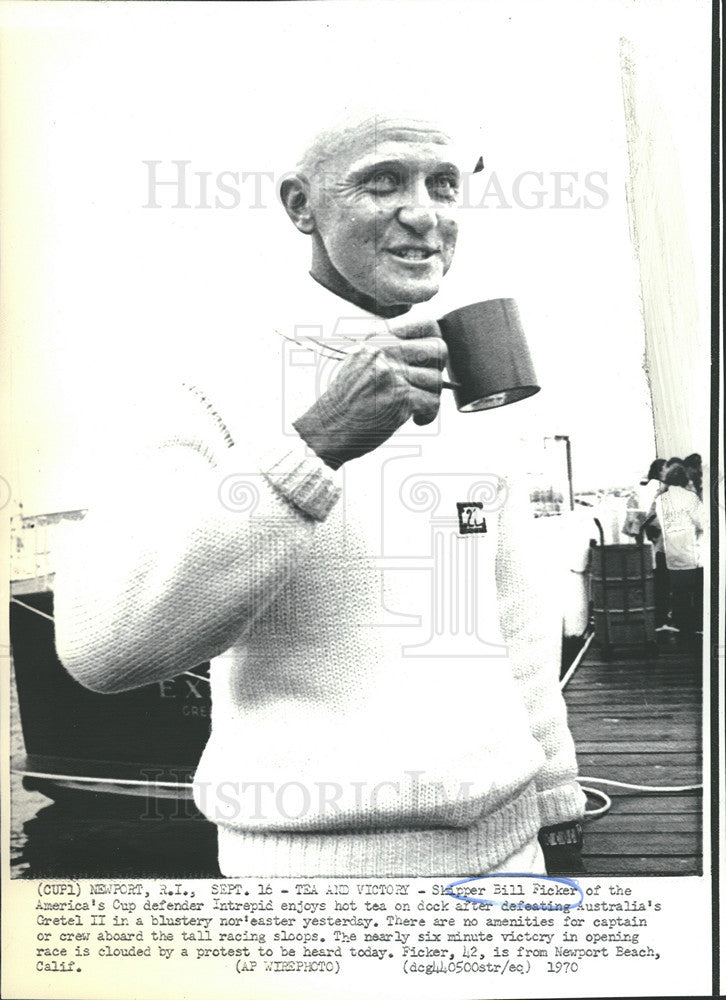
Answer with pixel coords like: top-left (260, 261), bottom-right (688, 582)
top-left (348, 114), bottom-right (455, 150)
top-left (300, 113), bottom-right (471, 178)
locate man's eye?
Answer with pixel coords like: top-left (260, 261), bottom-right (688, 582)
top-left (429, 174), bottom-right (459, 200)
top-left (366, 171), bottom-right (400, 194)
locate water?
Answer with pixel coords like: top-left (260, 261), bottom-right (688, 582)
top-left (10, 667), bottom-right (52, 876)
top-left (9, 662), bottom-right (220, 879)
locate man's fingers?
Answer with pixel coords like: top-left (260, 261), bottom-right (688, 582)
top-left (402, 365), bottom-right (443, 394)
top-left (388, 319), bottom-right (442, 341)
top-left (410, 387), bottom-right (442, 426)
top-left (385, 337), bottom-right (448, 370)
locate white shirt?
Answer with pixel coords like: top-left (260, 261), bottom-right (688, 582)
top-left (654, 485), bottom-right (704, 570)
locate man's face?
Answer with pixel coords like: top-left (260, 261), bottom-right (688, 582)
top-left (307, 120), bottom-right (462, 311)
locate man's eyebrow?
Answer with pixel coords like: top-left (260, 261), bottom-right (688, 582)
top-left (347, 157), bottom-right (462, 178)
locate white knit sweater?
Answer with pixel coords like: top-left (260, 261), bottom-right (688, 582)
top-left (53, 281), bottom-right (584, 876)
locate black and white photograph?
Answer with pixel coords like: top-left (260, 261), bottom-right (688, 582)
top-left (1, 1), bottom-right (718, 997)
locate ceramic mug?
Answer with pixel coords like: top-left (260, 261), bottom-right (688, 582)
top-left (438, 298), bottom-right (540, 412)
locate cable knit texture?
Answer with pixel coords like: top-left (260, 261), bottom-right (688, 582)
top-left (53, 282), bottom-right (584, 876)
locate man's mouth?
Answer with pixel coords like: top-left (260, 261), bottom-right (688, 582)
top-left (387, 247), bottom-right (438, 261)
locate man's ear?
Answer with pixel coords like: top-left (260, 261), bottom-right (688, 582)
top-left (280, 174), bottom-right (316, 235)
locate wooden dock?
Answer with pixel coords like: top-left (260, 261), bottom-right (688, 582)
top-left (565, 637), bottom-right (703, 876)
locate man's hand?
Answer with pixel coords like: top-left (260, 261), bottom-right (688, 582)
top-left (293, 320), bottom-right (447, 469)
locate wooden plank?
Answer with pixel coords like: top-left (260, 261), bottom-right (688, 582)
top-left (584, 812), bottom-right (701, 833)
top-left (568, 674), bottom-right (700, 690)
top-left (568, 702), bottom-right (700, 713)
top-left (573, 735), bottom-right (699, 749)
top-left (569, 688), bottom-right (700, 700)
top-left (584, 833), bottom-right (700, 855)
top-left (581, 856), bottom-right (702, 876)
top-left (589, 795), bottom-right (701, 814)
top-left (576, 770), bottom-right (701, 787)
top-left (566, 676), bottom-right (700, 688)
top-left (576, 743), bottom-right (701, 754)
top-left (585, 644), bottom-right (696, 666)
top-left (570, 723), bottom-right (700, 743)
top-left (583, 660), bottom-right (703, 669)
top-left (578, 775), bottom-right (702, 788)
top-left (581, 647), bottom-right (700, 659)
top-left (570, 685), bottom-right (701, 697)
top-left (568, 706), bottom-right (701, 716)
top-left (576, 753), bottom-right (701, 768)
top-left (574, 660), bottom-right (701, 672)
top-left (573, 659), bottom-right (701, 670)
top-left (575, 741), bottom-right (697, 753)
top-left (575, 655), bottom-right (699, 669)
top-left (565, 691), bottom-right (701, 703)
top-left (569, 709), bottom-right (699, 720)
top-left (575, 663), bottom-right (700, 669)
top-left (568, 709), bottom-right (699, 720)
top-left (567, 680), bottom-right (701, 692)
top-left (571, 704), bottom-right (699, 713)
top-left (572, 717), bottom-right (701, 728)
top-left (577, 771), bottom-right (702, 785)
top-left (576, 735), bottom-right (699, 746)
top-left (578, 672), bottom-right (702, 681)
top-left (567, 703), bottom-right (701, 715)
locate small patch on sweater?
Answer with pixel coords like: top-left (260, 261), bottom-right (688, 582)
top-left (456, 502), bottom-right (487, 535)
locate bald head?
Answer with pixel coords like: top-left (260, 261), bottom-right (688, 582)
top-left (296, 109), bottom-right (459, 177)
top-left (294, 107), bottom-right (480, 181)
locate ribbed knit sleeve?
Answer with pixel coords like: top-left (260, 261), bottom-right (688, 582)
top-left (53, 383), bottom-right (341, 693)
top-left (494, 456), bottom-right (585, 827)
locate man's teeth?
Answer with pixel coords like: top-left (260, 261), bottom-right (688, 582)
top-left (392, 248), bottom-right (433, 260)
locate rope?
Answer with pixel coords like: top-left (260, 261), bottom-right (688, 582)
top-left (10, 598), bottom-right (54, 623)
top-left (579, 775), bottom-right (702, 821)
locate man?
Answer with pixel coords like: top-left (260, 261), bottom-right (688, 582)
top-left (54, 109), bottom-right (585, 876)
top-left (650, 462), bottom-right (704, 636)
top-left (628, 458), bottom-right (670, 629)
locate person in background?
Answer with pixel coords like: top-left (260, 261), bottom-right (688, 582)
top-left (681, 453), bottom-right (704, 630)
top-left (624, 458), bottom-right (665, 538)
top-left (651, 463), bottom-right (704, 637)
top-left (644, 458), bottom-right (667, 496)
top-left (624, 459), bottom-right (669, 628)
top-left (683, 453), bottom-right (703, 500)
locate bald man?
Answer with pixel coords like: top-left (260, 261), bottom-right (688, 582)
top-left (54, 110), bottom-right (585, 877)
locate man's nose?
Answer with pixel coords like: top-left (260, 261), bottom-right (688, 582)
top-left (395, 180), bottom-right (438, 235)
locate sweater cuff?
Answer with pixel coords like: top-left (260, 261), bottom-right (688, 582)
top-left (537, 780), bottom-right (586, 827)
top-left (261, 444), bottom-right (341, 522)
